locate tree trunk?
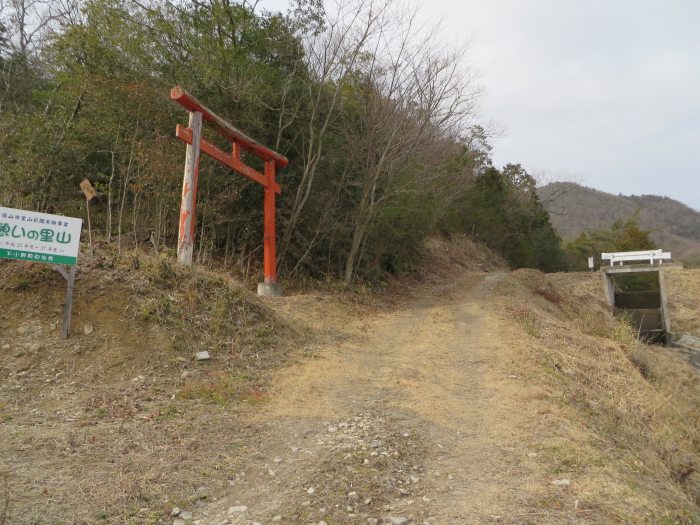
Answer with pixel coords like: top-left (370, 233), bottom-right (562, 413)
top-left (344, 218), bottom-right (369, 284)
top-left (107, 148), bottom-right (116, 243)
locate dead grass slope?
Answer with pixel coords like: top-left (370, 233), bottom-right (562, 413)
top-left (0, 253), bottom-right (301, 524)
top-left (666, 268), bottom-right (700, 337)
top-left (378, 234), bottom-right (507, 304)
top-left (493, 270), bottom-right (700, 524)
top-left (421, 234), bottom-right (508, 275)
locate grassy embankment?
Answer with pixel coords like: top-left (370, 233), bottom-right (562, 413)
top-left (494, 268), bottom-right (700, 523)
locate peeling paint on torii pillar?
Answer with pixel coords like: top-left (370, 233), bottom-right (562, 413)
top-left (170, 86), bottom-right (288, 296)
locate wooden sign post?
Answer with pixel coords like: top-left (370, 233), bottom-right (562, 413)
top-left (80, 178), bottom-right (96, 257)
top-left (170, 87), bottom-right (288, 296)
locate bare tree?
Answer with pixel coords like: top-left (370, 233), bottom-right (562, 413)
top-left (0, 0), bottom-right (81, 111)
top-left (4, 0), bottom-right (73, 54)
top-left (338, 3), bottom-right (478, 282)
top-left (279, 0), bottom-right (389, 266)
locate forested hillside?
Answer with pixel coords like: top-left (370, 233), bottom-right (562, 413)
top-left (539, 182), bottom-right (700, 263)
top-left (0, 0), bottom-right (566, 280)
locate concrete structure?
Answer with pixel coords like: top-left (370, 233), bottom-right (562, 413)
top-left (601, 261), bottom-right (699, 370)
top-left (601, 264), bottom-right (682, 343)
top-left (257, 281), bottom-right (283, 297)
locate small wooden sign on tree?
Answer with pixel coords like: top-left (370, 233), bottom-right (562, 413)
top-left (79, 178), bottom-right (96, 256)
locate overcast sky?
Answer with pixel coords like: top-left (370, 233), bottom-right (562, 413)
top-left (261, 0), bottom-right (699, 210)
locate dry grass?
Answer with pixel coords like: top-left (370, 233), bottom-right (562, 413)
top-left (493, 269), bottom-right (700, 523)
top-left (666, 268), bottom-right (700, 337)
top-left (421, 233), bottom-right (508, 275)
top-left (0, 253), bottom-right (303, 524)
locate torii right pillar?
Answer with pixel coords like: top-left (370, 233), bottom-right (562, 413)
top-left (258, 158), bottom-right (282, 297)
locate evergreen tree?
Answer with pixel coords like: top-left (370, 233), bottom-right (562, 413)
top-left (565, 217), bottom-right (655, 270)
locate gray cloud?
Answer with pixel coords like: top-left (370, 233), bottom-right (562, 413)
top-left (450, 0), bottom-right (700, 209)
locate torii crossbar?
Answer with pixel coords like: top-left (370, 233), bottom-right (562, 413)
top-left (170, 86), bottom-right (288, 295)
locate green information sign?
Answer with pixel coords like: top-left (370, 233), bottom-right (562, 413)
top-left (0, 206), bottom-right (83, 266)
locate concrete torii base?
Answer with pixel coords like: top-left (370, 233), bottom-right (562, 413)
top-left (258, 281), bottom-right (283, 297)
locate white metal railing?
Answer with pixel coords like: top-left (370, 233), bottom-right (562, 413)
top-left (601, 249), bottom-right (672, 266)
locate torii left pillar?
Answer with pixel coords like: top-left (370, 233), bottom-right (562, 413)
top-left (178, 111), bottom-right (203, 265)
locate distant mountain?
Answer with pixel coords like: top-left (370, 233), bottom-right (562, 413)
top-left (537, 182), bottom-right (700, 262)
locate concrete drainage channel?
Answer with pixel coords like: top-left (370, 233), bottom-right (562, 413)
top-left (602, 265), bottom-right (700, 371)
top-left (614, 286), bottom-right (665, 343)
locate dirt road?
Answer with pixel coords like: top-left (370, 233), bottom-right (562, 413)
top-left (192, 274), bottom-right (545, 525)
top-left (3, 262), bottom-right (698, 523)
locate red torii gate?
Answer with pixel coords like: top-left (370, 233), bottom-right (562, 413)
top-left (170, 86), bottom-right (288, 296)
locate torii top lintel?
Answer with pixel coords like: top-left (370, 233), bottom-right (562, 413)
top-left (170, 86), bottom-right (289, 169)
